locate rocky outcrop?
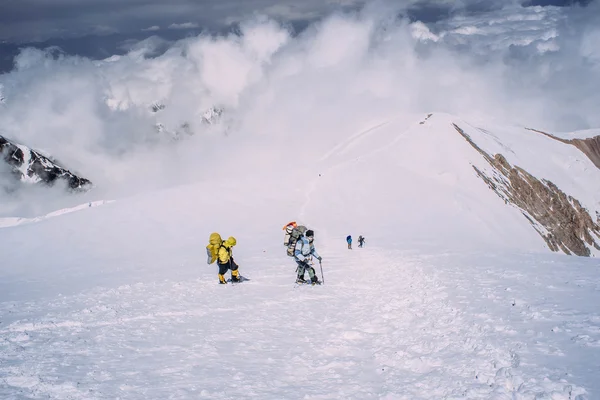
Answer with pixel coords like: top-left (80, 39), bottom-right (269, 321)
top-left (150, 102), bottom-right (165, 113)
top-left (200, 107), bottom-right (223, 125)
top-left (419, 113), bottom-right (433, 125)
top-left (0, 135), bottom-right (91, 191)
top-left (527, 128), bottom-right (600, 170)
top-left (151, 103), bottom-right (223, 139)
top-left (453, 123), bottom-right (600, 256)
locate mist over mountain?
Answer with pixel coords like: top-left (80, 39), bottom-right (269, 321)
top-left (1, 1), bottom-right (599, 240)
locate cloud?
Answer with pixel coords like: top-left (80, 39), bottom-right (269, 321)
top-left (142, 25), bottom-right (161, 32)
top-left (168, 22), bottom-right (200, 30)
top-left (0, 2), bottom-right (599, 214)
top-left (92, 25), bottom-right (119, 35)
top-left (430, 4), bottom-right (565, 52)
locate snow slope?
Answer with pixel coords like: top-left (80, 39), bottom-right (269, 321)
top-left (1, 113), bottom-right (600, 399)
top-left (304, 113), bottom-right (544, 252)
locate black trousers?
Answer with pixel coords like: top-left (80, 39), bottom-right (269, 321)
top-left (218, 259), bottom-right (239, 275)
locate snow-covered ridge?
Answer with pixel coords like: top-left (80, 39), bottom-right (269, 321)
top-left (0, 134), bottom-right (91, 190)
top-left (309, 110), bottom-right (600, 257)
top-left (527, 128), bottom-right (600, 170)
top-left (456, 124), bottom-right (600, 255)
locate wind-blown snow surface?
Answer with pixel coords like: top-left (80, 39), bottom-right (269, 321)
top-left (1, 113), bottom-right (600, 399)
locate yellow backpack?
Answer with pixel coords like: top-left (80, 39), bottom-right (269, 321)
top-left (206, 232), bottom-right (222, 264)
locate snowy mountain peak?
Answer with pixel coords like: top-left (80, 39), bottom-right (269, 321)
top-left (301, 111), bottom-right (600, 257)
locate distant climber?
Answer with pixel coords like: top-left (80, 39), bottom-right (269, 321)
top-left (294, 229), bottom-right (322, 285)
top-left (358, 235), bottom-right (365, 248)
top-left (346, 235), bottom-right (352, 250)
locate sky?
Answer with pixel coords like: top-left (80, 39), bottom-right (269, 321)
top-left (0, 0), bottom-right (593, 70)
top-left (0, 0), bottom-right (593, 42)
top-left (0, 0), bottom-right (599, 215)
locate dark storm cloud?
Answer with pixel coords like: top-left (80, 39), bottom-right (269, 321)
top-left (0, 0), bottom-right (596, 74)
top-left (0, 0), bottom-right (369, 73)
top-left (1, 0), bottom-right (594, 44)
top-left (0, 0), bottom-right (369, 43)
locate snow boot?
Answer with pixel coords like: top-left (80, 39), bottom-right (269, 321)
top-left (218, 274), bottom-right (227, 284)
top-left (231, 270), bottom-right (241, 283)
top-left (311, 276), bottom-right (321, 285)
top-left (296, 276), bottom-right (307, 284)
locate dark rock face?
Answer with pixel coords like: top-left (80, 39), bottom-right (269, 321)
top-left (573, 136), bottom-right (600, 170)
top-left (0, 135), bottom-right (91, 191)
top-left (454, 123), bottom-right (600, 256)
top-left (150, 102), bottom-right (166, 113)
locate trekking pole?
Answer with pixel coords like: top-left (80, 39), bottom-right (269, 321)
top-left (319, 260), bottom-right (325, 285)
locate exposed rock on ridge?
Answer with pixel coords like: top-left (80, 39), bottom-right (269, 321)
top-left (453, 123), bottom-right (600, 256)
top-left (150, 103), bottom-right (223, 139)
top-left (527, 128), bottom-right (600, 170)
top-left (0, 135), bottom-right (91, 191)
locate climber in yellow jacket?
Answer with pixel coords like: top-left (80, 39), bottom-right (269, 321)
top-left (206, 233), bottom-right (241, 284)
top-left (217, 236), bottom-right (240, 284)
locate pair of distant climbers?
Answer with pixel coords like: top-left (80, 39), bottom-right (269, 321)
top-left (206, 233), bottom-right (240, 284)
top-left (346, 234), bottom-right (366, 249)
top-left (283, 222), bottom-right (322, 285)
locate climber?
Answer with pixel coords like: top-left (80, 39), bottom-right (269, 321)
top-left (294, 229), bottom-right (322, 285)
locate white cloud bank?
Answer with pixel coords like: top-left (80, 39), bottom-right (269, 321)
top-left (168, 22), bottom-right (200, 30)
